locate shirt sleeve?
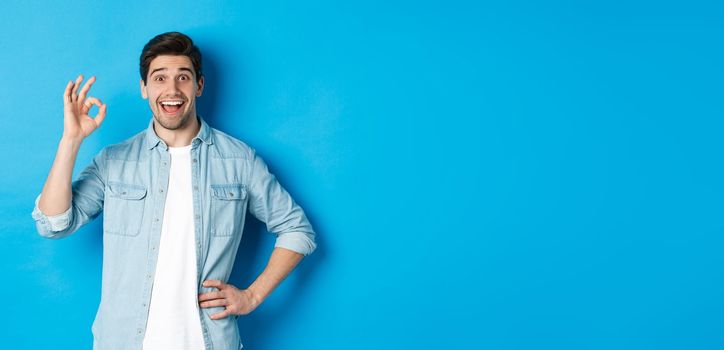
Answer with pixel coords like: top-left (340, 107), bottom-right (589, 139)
top-left (31, 149), bottom-right (107, 239)
top-left (32, 194), bottom-right (73, 232)
top-left (246, 151), bottom-right (317, 256)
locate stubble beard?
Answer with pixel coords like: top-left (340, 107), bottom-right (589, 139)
top-left (153, 106), bottom-right (194, 131)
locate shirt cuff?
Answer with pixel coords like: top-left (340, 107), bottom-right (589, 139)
top-left (31, 194), bottom-right (72, 232)
top-left (274, 231), bottom-right (317, 256)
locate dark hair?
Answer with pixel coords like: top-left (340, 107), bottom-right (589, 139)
top-left (140, 31), bottom-right (202, 85)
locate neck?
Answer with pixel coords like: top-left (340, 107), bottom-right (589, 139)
top-left (153, 114), bottom-right (201, 147)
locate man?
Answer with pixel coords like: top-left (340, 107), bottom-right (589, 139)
top-left (31, 32), bottom-right (316, 350)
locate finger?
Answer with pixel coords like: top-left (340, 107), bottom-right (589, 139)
top-left (210, 309), bottom-right (231, 320)
top-left (63, 80), bottom-right (74, 104)
top-left (94, 104), bottom-right (107, 127)
top-left (78, 76), bottom-right (96, 102)
top-left (199, 299), bottom-right (228, 308)
top-left (82, 97), bottom-right (103, 114)
top-left (198, 291), bottom-right (224, 302)
top-left (71, 75), bottom-right (83, 102)
top-left (203, 280), bottom-right (226, 289)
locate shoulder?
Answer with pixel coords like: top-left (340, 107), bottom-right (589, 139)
top-left (99, 130), bottom-right (148, 161)
top-left (209, 127), bottom-right (256, 160)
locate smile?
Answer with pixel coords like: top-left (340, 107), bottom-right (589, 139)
top-left (159, 100), bottom-right (185, 114)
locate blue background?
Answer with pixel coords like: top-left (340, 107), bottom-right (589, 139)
top-left (1, 0), bottom-right (723, 349)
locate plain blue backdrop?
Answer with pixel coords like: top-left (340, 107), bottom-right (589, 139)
top-left (1, 0), bottom-right (723, 349)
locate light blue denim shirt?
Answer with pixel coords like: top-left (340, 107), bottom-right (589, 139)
top-left (31, 117), bottom-right (316, 350)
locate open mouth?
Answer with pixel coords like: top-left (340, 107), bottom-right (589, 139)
top-left (159, 100), bottom-right (185, 115)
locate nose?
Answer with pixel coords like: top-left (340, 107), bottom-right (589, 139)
top-left (170, 79), bottom-right (181, 93)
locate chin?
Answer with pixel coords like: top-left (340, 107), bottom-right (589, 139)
top-left (154, 112), bottom-right (191, 131)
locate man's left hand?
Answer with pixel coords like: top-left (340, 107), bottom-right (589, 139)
top-left (198, 280), bottom-right (261, 320)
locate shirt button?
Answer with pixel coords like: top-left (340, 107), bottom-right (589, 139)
top-left (193, 159), bottom-right (198, 163)
top-left (159, 189), bottom-right (164, 193)
top-left (147, 275), bottom-right (152, 279)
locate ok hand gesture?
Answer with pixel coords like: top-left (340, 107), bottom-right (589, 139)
top-left (63, 75), bottom-right (107, 141)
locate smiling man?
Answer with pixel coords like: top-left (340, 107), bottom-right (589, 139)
top-left (31, 32), bottom-right (317, 350)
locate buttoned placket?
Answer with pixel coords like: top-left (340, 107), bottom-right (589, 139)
top-left (137, 143), bottom-right (171, 343)
top-left (190, 139), bottom-right (213, 349)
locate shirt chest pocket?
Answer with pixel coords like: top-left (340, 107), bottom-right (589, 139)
top-left (104, 182), bottom-right (147, 236)
top-left (210, 183), bottom-right (248, 237)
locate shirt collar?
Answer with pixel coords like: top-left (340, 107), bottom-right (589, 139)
top-left (145, 115), bottom-right (213, 150)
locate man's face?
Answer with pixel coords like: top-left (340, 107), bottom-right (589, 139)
top-left (141, 55), bottom-right (204, 131)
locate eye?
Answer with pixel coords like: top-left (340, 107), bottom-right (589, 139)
top-left (178, 75), bottom-right (189, 81)
top-left (154, 76), bottom-right (164, 82)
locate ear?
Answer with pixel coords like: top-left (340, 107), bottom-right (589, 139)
top-left (196, 76), bottom-right (204, 97)
top-left (140, 79), bottom-right (148, 99)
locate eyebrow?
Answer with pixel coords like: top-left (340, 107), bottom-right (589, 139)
top-left (150, 67), bottom-right (194, 76)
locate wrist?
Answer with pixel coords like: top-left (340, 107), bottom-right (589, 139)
top-left (60, 135), bottom-right (84, 147)
top-left (245, 286), bottom-right (265, 308)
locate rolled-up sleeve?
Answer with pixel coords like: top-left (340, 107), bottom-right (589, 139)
top-left (247, 151), bottom-right (317, 256)
top-left (32, 194), bottom-right (73, 234)
top-left (31, 149), bottom-right (107, 239)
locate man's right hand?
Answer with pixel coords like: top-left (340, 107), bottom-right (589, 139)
top-left (63, 75), bottom-right (107, 141)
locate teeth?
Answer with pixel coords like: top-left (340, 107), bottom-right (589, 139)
top-left (160, 101), bottom-right (183, 106)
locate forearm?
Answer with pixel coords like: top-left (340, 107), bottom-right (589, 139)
top-left (246, 247), bottom-right (304, 306)
top-left (38, 137), bottom-right (83, 215)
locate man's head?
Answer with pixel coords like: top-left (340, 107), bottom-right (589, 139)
top-left (140, 32), bottom-right (204, 131)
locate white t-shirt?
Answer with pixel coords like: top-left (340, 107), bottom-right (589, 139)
top-left (143, 145), bottom-right (205, 349)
